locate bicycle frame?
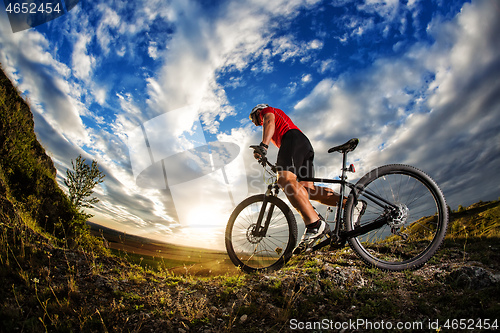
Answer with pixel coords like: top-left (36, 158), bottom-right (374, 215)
top-left (253, 150), bottom-right (397, 250)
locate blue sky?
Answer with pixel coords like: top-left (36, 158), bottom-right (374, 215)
top-left (1, 0), bottom-right (499, 249)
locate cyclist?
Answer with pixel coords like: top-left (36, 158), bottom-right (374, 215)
top-left (250, 104), bottom-right (342, 254)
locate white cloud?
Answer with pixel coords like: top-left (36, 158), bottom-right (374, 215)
top-left (301, 73), bottom-right (313, 83)
top-left (72, 33), bottom-right (95, 81)
top-left (308, 39), bottom-right (323, 49)
top-left (271, 36), bottom-right (324, 63)
top-left (94, 88), bottom-right (107, 106)
top-left (359, 0), bottom-right (401, 21)
top-left (146, 0), bottom-right (325, 131)
top-left (147, 41), bottom-right (160, 60)
top-left (95, 4), bottom-right (121, 55)
top-left (0, 0), bottom-right (182, 234)
top-left (334, 0), bottom-right (422, 43)
top-left (317, 58), bottom-right (336, 74)
top-left (294, 0), bottom-right (500, 208)
top-left (0, 25), bottom-right (88, 143)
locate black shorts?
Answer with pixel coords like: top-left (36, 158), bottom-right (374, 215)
top-left (276, 129), bottom-right (314, 179)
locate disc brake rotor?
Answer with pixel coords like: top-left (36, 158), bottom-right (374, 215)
top-left (388, 203), bottom-right (409, 228)
top-left (246, 224), bottom-right (263, 244)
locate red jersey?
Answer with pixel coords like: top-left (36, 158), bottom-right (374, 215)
top-left (260, 107), bottom-right (301, 148)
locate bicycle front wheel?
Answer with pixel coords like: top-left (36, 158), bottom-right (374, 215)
top-left (345, 164), bottom-right (448, 271)
top-left (225, 194), bottom-right (297, 273)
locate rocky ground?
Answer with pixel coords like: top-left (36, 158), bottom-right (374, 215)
top-left (1, 227), bottom-right (499, 332)
top-left (1, 200), bottom-right (500, 332)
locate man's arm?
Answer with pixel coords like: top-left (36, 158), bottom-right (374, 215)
top-left (261, 112), bottom-right (275, 146)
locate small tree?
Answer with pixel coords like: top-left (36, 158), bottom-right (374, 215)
top-left (65, 155), bottom-right (105, 217)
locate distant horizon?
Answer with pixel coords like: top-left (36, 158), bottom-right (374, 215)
top-left (87, 197), bottom-right (499, 251)
top-left (86, 220), bottom-right (225, 252)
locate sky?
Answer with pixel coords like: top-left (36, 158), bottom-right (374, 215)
top-left (1, 0), bottom-right (499, 250)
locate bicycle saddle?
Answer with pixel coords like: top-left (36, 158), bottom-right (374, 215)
top-left (328, 138), bottom-right (359, 154)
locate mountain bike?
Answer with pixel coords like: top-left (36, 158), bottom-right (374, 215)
top-left (225, 138), bottom-right (449, 273)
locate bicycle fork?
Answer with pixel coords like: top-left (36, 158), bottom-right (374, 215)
top-left (252, 184), bottom-right (280, 237)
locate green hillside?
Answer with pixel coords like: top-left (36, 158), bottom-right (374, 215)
top-left (0, 66), bottom-right (84, 240)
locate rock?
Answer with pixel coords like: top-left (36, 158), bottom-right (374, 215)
top-left (446, 265), bottom-right (499, 289)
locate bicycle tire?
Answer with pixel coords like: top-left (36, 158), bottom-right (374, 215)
top-left (345, 164), bottom-right (448, 271)
top-left (225, 194), bottom-right (298, 273)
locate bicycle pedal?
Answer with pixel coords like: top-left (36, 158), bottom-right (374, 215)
top-left (293, 243), bottom-right (307, 255)
top-left (311, 237), bottom-right (331, 251)
top-left (329, 242), bottom-right (344, 250)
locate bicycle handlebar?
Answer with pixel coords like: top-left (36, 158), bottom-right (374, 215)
top-left (249, 145), bottom-right (276, 172)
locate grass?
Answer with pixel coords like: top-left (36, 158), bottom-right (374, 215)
top-left (109, 248), bottom-right (199, 271)
top-left (1, 199), bottom-right (499, 332)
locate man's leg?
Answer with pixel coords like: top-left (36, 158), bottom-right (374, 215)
top-left (278, 171), bottom-right (331, 254)
top-left (301, 182), bottom-right (341, 207)
top-left (277, 170), bottom-right (318, 225)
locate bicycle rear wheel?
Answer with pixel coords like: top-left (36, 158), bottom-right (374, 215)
top-left (345, 164), bottom-right (448, 271)
top-left (225, 194), bottom-right (297, 273)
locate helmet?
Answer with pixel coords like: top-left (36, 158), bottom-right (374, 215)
top-left (249, 104), bottom-right (269, 126)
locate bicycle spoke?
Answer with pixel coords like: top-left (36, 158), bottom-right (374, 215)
top-left (347, 165), bottom-right (447, 271)
top-left (226, 195), bottom-right (297, 272)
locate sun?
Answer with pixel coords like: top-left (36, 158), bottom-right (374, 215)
top-left (175, 205), bottom-right (231, 250)
top-left (184, 205), bottom-right (229, 231)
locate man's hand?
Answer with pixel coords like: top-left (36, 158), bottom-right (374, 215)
top-left (251, 143), bottom-right (268, 165)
